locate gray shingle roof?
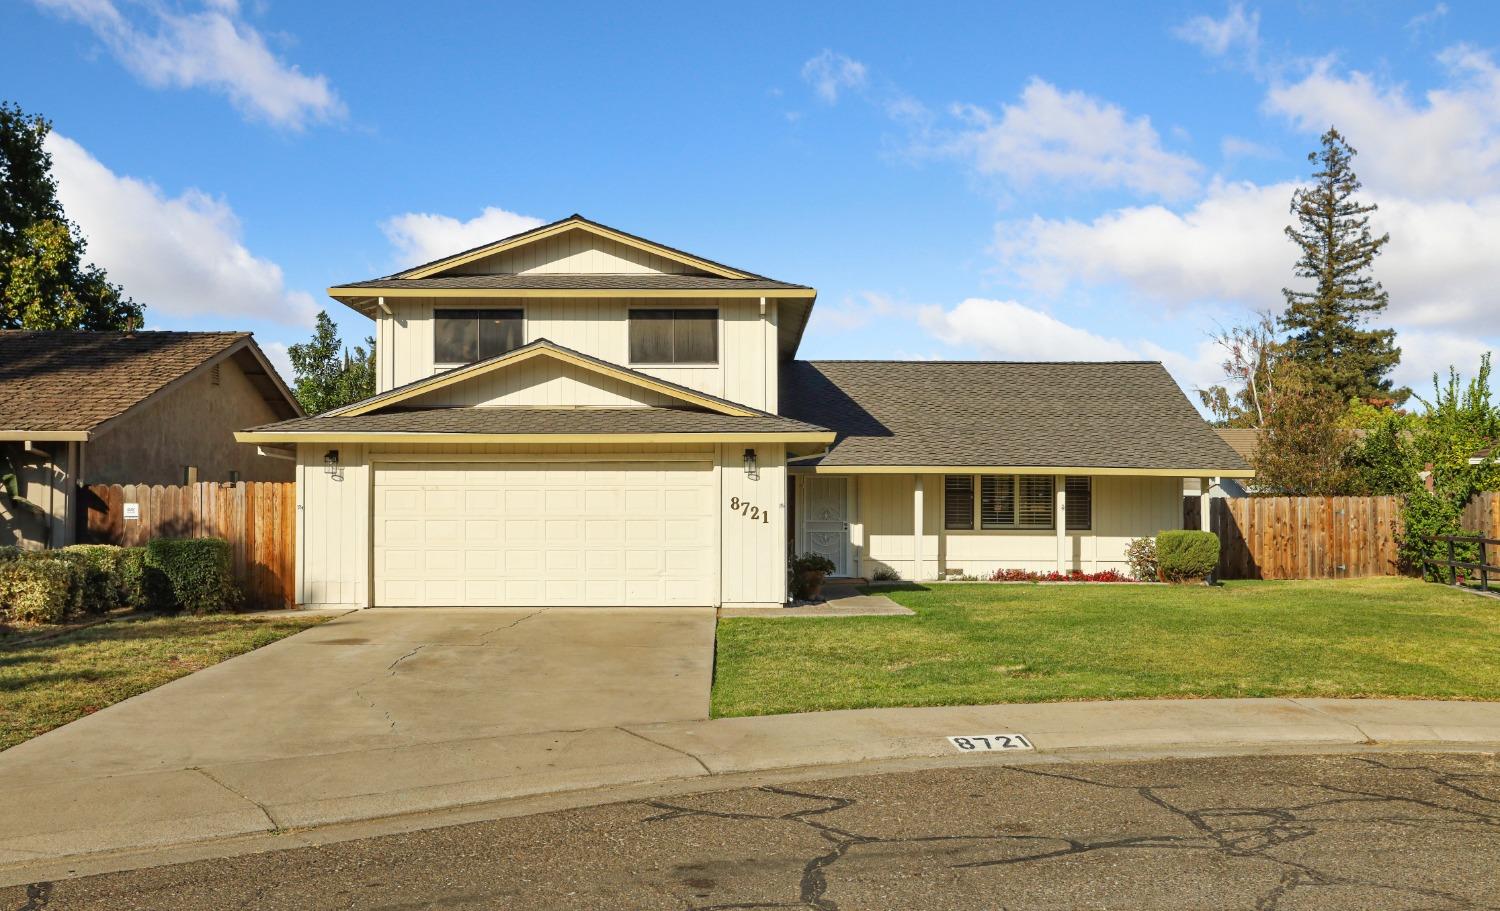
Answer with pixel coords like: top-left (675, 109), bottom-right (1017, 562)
top-left (0, 331), bottom-right (257, 432)
top-left (246, 407), bottom-right (824, 436)
top-left (780, 360), bottom-right (1251, 471)
top-left (331, 274), bottom-right (810, 292)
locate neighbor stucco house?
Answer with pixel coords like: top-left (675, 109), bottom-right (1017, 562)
top-left (1, 331), bottom-right (302, 549)
top-left (237, 215), bottom-right (1250, 608)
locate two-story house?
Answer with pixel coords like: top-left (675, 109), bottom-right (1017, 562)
top-left (237, 215), bottom-right (1249, 608)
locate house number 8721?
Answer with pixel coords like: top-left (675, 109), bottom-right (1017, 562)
top-left (729, 497), bottom-right (770, 524)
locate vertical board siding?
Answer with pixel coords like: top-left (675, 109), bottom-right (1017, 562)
top-left (1460, 491), bottom-right (1500, 541)
top-left (718, 443), bottom-right (786, 604)
top-left (1211, 495), bottom-right (1406, 579)
top-left (379, 297), bottom-right (775, 411)
top-left (79, 482), bottom-right (296, 608)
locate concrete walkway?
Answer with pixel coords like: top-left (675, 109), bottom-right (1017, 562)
top-left (719, 583), bottom-right (914, 617)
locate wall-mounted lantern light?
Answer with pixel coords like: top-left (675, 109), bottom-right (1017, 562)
top-left (743, 447), bottom-right (758, 480)
top-left (324, 449), bottom-right (340, 475)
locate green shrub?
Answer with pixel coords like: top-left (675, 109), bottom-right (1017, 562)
top-left (1155, 530), bottom-right (1220, 583)
top-left (0, 545), bottom-right (22, 564)
top-left (58, 545), bottom-right (127, 614)
top-left (145, 538), bottom-right (241, 614)
top-left (0, 554), bottom-right (83, 623)
top-left (1124, 536), bottom-right (1158, 582)
top-left (118, 546), bottom-right (166, 611)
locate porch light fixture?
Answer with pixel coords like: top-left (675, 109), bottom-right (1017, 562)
top-left (743, 447), bottom-right (758, 480)
top-left (324, 449), bottom-right (340, 474)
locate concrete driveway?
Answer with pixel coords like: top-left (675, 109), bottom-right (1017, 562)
top-left (0, 607), bottom-right (716, 787)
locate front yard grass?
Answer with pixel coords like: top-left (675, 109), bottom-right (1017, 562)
top-left (0, 612), bottom-right (326, 751)
top-left (711, 577), bottom-right (1500, 717)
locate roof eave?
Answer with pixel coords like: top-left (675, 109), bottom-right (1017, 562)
top-left (235, 430), bottom-right (837, 445)
top-left (0, 430), bottom-right (91, 442)
top-left (794, 464), bottom-right (1255, 478)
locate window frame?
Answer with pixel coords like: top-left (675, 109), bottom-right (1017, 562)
top-left (1064, 476), bottom-right (1092, 532)
top-left (943, 475), bottom-right (974, 530)
top-left (627, 306), bottom-right (720, 366)
top-left (433, 307), bottom-right (526, 369)
top-left (947, 474), bottom-right (1064, 532)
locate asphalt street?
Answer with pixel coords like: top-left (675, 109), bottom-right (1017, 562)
top-left (7, 751), bottom-right (1499, 910)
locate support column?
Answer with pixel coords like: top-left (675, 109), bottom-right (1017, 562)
top-left (1055, 474), bottom-right (1067, 573)
top-left (1200, 477), bottom-right (1212, 531)
top-left (913, 475), bottom-right (925, 582)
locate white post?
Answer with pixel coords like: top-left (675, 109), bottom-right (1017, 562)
top-left (1199, 477), bottom-right (1211, 531)
top-left (1055, 474), bottom-right (1067, 573)
top-left (913, 475), bottom-right (925, 582)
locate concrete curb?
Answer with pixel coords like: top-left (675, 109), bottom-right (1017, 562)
top-left (2, 696), bottom-right (1498, 885)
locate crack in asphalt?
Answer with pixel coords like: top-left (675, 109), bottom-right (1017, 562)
top-left (13, 883), bottom-right (48, 911)
top-left (477, 608), bottom-right (547, 645)
top-left (637, 760), bottom-right (1500, 911)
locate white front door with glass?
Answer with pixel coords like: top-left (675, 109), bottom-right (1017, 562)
top-left (802, 477), bottom-right (850, 577)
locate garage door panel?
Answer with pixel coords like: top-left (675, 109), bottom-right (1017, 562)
top-left (374, 460), bottom-right (715, 607)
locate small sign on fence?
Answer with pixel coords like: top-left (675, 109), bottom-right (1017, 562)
top-left (122, 503), bottom-right (139, 520)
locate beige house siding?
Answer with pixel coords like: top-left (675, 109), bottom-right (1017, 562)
top-left (811, 473), bottom-right (1182, 580)
top-left (373, 297), bottom-right (781, 413)
top-left (86, 355), bottom-right (294, 486)
top-left (460, 229), bottom-right (698, 275)
top-left (295, 440), bottom-right (786, 608)
top-left (0, 442), bottom-right (76, 549)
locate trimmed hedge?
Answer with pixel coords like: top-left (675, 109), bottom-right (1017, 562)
top-left (57, 545), bottom-right (120, 614)
top-left (145, 538), bottom-right (241, 614)
top-left (117, 546), bottom-right (163, 611)
top-left (0, 554), bottom-right (83, 623)
top-left (1156, 530), bottom-right (1220, 583)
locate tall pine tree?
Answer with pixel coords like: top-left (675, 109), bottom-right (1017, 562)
top-left (1280, 127), bottom-right (1406, 406)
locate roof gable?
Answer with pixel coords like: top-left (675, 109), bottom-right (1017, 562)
top-left (0, 331), bottom-right (301, 437)
top-left (398, 215), bottom-right (758, 281)
top-left (333, 339), bottom-right (760, 418)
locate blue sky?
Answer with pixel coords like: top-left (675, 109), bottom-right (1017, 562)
top-left (4, 1), bottom-right (1498, 409)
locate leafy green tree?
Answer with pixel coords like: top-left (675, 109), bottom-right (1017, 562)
top-left (1398, 354), bottom-right (1500, 577)
top-left (0, 101), bottom-right (141, 330)
top-left (1249, 363), bottom-right (1357, 495)
top-left (288, 311), bottom-right (375, 414)
top-left (1280, 127), bottom-right (1406, 407)
top-left (1345, 412), bottom-right (1421, 496)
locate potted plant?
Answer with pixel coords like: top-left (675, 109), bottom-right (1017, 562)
top-left (790, 552), bottom-right (837, 602)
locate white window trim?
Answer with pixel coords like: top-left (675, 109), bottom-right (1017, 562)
top-left (626, 303), bottom-right (721, 367)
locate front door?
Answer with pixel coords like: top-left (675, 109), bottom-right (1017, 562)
top-left (802, 477), bottom-right (850, 577)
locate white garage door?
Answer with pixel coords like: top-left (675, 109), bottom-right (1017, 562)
top-left (373, 461), bottom-right (717, 607)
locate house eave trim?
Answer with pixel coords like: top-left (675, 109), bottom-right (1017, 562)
top-left (235, 431), bottom-right (837, 445)
top-left (797, 464), bottom-right (1255, 478)
top-left (0, 430), bottom-right (91, 442)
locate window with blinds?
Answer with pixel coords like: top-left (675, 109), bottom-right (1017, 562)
top-left (977, 474), bottom-right (1056, 529)
top-left (1065, 476), bottom-right (1092, 531)
top-left (944, 476), bottom-right (974, 529)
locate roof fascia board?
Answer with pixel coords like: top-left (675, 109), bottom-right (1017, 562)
top-left (336, 345), bottom-right (757, 418)
top-left (235, 430), bottom-right (836, 445)
top-left (329, 287), bottom-right (815, 299)
top-left (0, 430), bottom-right (90, 442)
top-left (802, 465), bottom-right (1255, 478)
top-left (400, 220), bottom-right (752, 280)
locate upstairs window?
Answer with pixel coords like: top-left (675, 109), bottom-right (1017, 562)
top-left (434, 309), bottom-right (523, 366)
top-left (628, 308), bottom-right (718, 364)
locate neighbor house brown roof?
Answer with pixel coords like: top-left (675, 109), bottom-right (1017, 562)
top-left (780, 360), bottom-right (1251, 473)
top-left (243, 407), bottom-right (825, 437)
top-left (0, 331), bottom-right (298, 435)
top-left (1215, 428), bottom-right (1261, 462)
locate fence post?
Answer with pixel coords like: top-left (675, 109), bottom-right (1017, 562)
top-left (1482, 539), bottom-right (1490, 593)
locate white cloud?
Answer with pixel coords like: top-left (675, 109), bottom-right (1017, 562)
top-left (801, 50), bottom-right (867, 104)
top-left (260, 340), bottom-right (294, 384)
top-left (48, 133), bottom-right (318, 325)
top-left (1392, 329), bottom-right (1494, 397)
top-left (1220, 135), bottom-right (1278, 159)
top-left (808, 291), bottom-right (902, 331)
top-left (33, 0), bottom-right (343, 129)
top-left (380, 207), bottom-right (544, 269)
top-left (917, 298), bottom-right (1139, 361)
top-left (926, 79), bottom-right (1201, 199)
top-left (1174, 2), bottom-right (1261, 71)
top-left (1266, 47), bottom-right (1500, 199)
top-left (1406, 3), bottom-right (1449, 36)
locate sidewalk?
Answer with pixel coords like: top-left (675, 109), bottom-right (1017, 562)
top-left (4, 696), bottom-right (1499, 882)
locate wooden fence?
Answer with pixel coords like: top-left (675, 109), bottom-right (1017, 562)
top-left (78, 482), bottom-right (296, 609)
top-left (1461, 491), bottom-right (1500, 541)
top-left (1211, 495), bottom-right (1404, 579)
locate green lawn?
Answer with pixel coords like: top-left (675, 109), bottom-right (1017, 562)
top-left (0, 613), bottom-right (325, 751)
top-left (711, 578), bottom-right (1500, 717)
